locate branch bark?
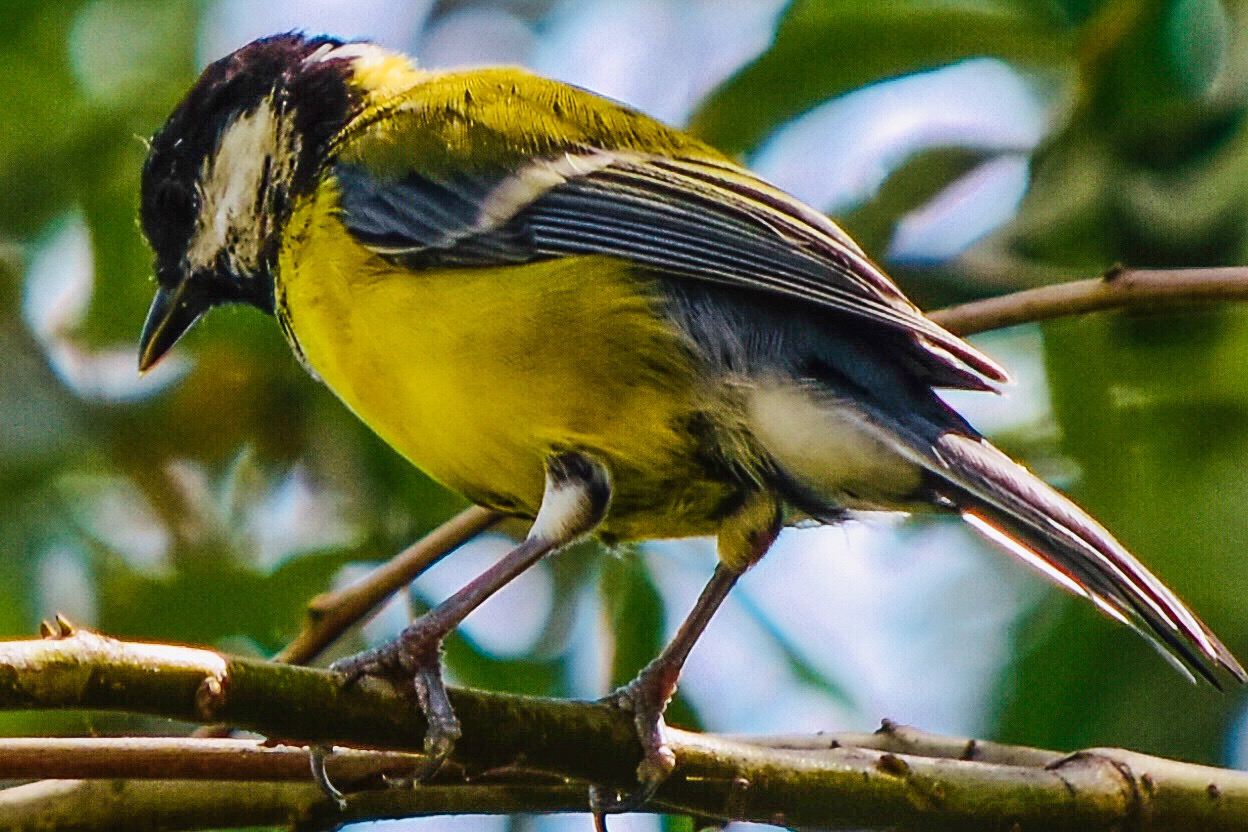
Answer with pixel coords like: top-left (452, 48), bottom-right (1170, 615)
top-left (274, 505), bottom-right (501, 665)
top-left (929, 266), bottom-right (1248, 336)
top-left (2, 627), bottom-right (1246, 831)
top-left (0, 777), bottom-right (593, 831)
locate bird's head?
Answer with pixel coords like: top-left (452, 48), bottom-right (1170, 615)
top-left (137, 32), bottom-right (412, 371)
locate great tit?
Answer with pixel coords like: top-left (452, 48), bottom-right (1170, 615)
top-left (137, 33), bottom-right (1244, 803)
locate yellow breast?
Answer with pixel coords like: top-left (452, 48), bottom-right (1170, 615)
top-left (275, 184), bottom-right (738, 538)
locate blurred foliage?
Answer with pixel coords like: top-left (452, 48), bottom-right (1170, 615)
top-left (690, 0), bottom-right (1074, 156)
top-left (978, 0), bottom-right (1248, 761)
top-left (2, 3), bottom-right (1248, 821)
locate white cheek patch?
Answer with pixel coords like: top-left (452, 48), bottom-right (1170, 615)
top-left (187, 97), bottom-right (300, 275)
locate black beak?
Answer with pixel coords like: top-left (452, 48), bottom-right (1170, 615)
top-left (138, 281), bottom-right (211, 372)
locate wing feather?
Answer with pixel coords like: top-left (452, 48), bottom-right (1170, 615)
top-left (935, 433), bottom-right (1245, 685)
top-left (332, 151), bottom-right (1008, 388)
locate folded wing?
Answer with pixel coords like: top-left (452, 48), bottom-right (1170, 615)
top-left (333, 151), bottom-right (1007, 392)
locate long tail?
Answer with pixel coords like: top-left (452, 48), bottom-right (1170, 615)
top-left (932, 431), bottom-right (1245, 686)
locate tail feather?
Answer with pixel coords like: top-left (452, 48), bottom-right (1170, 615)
top-left (933, 432), bottom-right (1245, 686)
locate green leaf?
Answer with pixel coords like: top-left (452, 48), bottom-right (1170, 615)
top-left (839, 146), bottom-right (995, 260)
top-left (442, 632), bottom-right (566, 698)
top-left (600, 548), bottom-right (666, 688)
top-left (0, 1), bottom-right (89, 239)
top-left (690, 0), bottom-right (1073, 155)
top-left (94, 541), bottom-right (365, 652)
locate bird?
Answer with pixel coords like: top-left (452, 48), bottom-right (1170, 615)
top-left (136, 32), bottom-right (1244, 806)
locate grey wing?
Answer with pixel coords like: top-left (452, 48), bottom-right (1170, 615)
top-left (333, 152), bottom-right (1008, 391)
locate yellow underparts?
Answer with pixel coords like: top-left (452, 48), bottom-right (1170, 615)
top-left (277, 186), bottom-right (743, 542)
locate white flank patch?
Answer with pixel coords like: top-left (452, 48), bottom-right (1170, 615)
top-left (529, 477), bottom-right (593, 543)
top-left (187, 97), bottom-right (299, 275)
top-left (746, 382), bottom-right (924, 509)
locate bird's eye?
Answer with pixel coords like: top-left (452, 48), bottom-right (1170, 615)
top-left (154, 183), bottom-right (199, 229)
top-left (144, 181), bottom-right (200, 250)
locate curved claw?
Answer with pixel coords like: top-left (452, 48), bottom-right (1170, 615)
top-left (327, 627), bottom-right (462, 784)
top-left (612, 671), bottom-right (678, 782)
top-left (412, 662), bottom-right (461, 777)
top-left (310, 744), bottom-right (348, 810)
top-left (588, 774), bottom-right (663, 816)
top-left (589, 672), bottom-right (678, 820)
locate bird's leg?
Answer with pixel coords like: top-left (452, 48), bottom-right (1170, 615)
top-left (594, 493), bottom-right (782, 814)
top-left (329, 452), bottom-right (611, 774)
top-left (607, 563), bottom-right (739, 792)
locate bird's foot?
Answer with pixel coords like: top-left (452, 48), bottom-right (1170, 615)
top-left (313, 620), bottom-right (461, 802)
top-left (591, 664), bottom-right (680, 815)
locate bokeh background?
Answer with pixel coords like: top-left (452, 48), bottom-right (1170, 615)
top-left (4, 0), bottom-right (1248, 829)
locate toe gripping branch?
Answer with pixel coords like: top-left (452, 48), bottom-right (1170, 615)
top-left (592, 493), bottom-right (781, 818)
top-left (318, 452), bottom-right (612, 800)
top-left (591, 563), bottom-right (742, 816)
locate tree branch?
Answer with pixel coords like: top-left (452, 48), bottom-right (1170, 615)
top-left (3, 626), bottom-right (1247, 831)
top-left (274, 505), bottom-right (501, 665)
top-left (0, 777), bottom-right (593, 831)
top-left (0, 737), bottom-right (425, 781)
top-left (742, 718), bottom-right (1064, 768)
top-left (929, 266), bottom-right (1248, 336)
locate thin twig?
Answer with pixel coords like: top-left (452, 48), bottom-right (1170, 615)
top-left (0, 778), bottom-right (592, 832)
top-left (737, 719), bottom-right (1063, 769)
top-left (0, 728), bottom-right (1063, 782)
top-left (0, 737), bottom-right (427, 781)
top-left (275, 505), bottom-right (502, 666)
top-left (930, 266), bottom-right (1248, 336)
